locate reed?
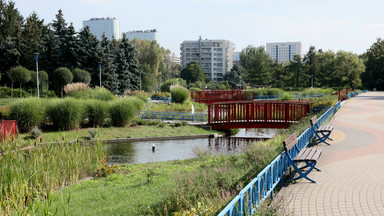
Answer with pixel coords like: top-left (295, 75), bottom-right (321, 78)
top-left (0, 140), bottom-right (104, 215)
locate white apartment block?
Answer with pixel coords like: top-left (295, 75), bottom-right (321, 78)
top-left (124, 29), bottom-right (157, 41)
top-left (180, 36), bottom-right (234, 82)
top-left (266, 42), bottom-right (303, 64)
top-left (83, 17), bottom-right (120, 40)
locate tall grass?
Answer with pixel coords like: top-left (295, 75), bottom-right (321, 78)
top-left (46, 98), bottom-right (84, 130)
top-left (67, 88), bottom-right (116, 101)
top-left (0, 140), bottom-right (104, 215)
top-left (171, 86), bottom-right (189, 103)
top-left (85, 100), bottom-right (109, 127)
top-left (109, 99), bottom-right (136, 127)
top-left (9, 98), bottom-right (46, 132)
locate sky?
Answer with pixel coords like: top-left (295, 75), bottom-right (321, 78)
top-left (13, 0), bottom-right (384, 57)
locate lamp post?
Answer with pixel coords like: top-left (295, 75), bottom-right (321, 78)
top-left (139, 71), bottom-right (142, 92)
top-left (239, 76), bottom-right (242, 89)
top-left (98, 62), bottom-right (102, 88)
top-left (311, 75), bottom-right (314, 88)
top-left (34, 52), bottom-right (40, 99)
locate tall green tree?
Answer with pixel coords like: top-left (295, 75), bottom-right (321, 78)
top-left (363, 38), bottom-right (384, 90)
top-left (334, 51), bottom-right (364, 88)
top-left (317, 50), bottom-right (336, 87)
top-left (240, 45), bottom-right (273, 86)
top-left (0, 0), bottom-right (23, 41)
top-left (224, 65), bottom-right (243, 89)
top-left (99, 34), bottom-right (118, 92)
top-left (9, 66), bottom-right (30, 98)
top-left (180, 61), bottom-right (205, 84)
top-left (303, 46), bottom-right (320, 87)
top-left (285, 55), bottom-right (304, 88)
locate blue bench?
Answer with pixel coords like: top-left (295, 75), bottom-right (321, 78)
top-left (310, 115), bottom-right (334, 145)
top-left (284, 133), bottom-right (322, 183)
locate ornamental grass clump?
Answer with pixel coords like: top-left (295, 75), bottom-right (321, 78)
top-left (85, 100), bottom-right (109, 126)
top-left (64, 82), bottom-right (90, 94)
top-left (46, 98), bottom-right (84, 130)
top-left (67, 88), bottom-right (116, 101)
top-left (171, 85), bottom-right (189, 103)
top-left (109, 99), bottom-right (136, 127)
top-left (0, 140), bottom-right (104, 214)
top-left (9, 98), bottom-right (45, 132)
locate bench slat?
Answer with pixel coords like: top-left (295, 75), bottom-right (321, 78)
top-left (283, 133), bottom-right (298, 151)
top-left (293, 148), bottom-right (322, 162)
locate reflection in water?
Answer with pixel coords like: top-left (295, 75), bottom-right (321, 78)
top-left (208, 137), bottom-right (269, 153)
top-left (233, 128), bottom-right (278, 138)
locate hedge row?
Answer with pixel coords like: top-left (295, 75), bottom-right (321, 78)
top-left (8, 97), bottom-right (144, 132)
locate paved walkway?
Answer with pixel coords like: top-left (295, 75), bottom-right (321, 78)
top-left (279, 91), bottom-right (384, 216)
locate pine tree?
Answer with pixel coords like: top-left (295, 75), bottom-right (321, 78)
top-left (99, 34), bottom-right (118, 92)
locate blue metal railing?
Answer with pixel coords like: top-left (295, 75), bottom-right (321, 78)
top-left (149, 96), bottom-right (172, 102)
top-left (218, 100), bottom-right (342, 216)
top-left (136, 111), bottom-right (207, 123)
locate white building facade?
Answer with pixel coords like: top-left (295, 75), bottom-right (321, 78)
top-left (83, 17), bottom-right (120, 40)
top-left (266, 42), bottom-right (303, 64)
top-left (180, 37), bottom-right (234, 82)
top-left (124, 29), bottom-right (157, 41)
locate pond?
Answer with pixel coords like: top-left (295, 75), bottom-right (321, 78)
top-left (106, 128), bottom-right (279, 165)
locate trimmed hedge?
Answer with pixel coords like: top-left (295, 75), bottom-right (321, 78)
top-left (9, 98), bottom-right (45, 132)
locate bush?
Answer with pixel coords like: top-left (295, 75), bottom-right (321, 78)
top-left (0, 86), bottom-right (30, 98)
top-left (67, 88), bottom-right (116, 101)
top-left (279, 93), bottom-right (292, 101)
top-left (85, 100), bottom-right (109, 126)
top-left (64, 83), bottom-right (90, 94)
top-left (53, 67), bottom-right (73, 97)
top-left (88, 128), bottom-right (99, 139)
top-left (72, 68), bottom-right (91, 84)
top-left (171, 86), bottom-right (189, 103)
top-left (109, 99), bottom-right (136, 127)
top-left (126, 97), bottom-right (145, 111)
top-left (29, 127), bottom-right (42, 139)
top-left (9, 98), bottom-right (45, 132)
top-left (47, 98), bottom-right (84, 130)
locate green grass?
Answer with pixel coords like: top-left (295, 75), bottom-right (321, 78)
top-left (18, 124), bottom-right (216, 145)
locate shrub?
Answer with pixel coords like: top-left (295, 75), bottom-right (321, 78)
top-left (0, 87), bottom-right (30, 98)
top-left (9, 98), bottom-right (45, 132)
top-left (53, 67), bottom-right (73, 97)
top-left (109, 99), bottom-right (136, 127)
top-left (85, 100), bottom-right (109, 126)
top-left (72, 68), bottom-right (91, 84)
top-left (67, 88), bottom-right (116, 101)
top-left (88, 128), bottom-right (99, 139)
top-left (47, 98), bottom-right (84, 130)
top-left (279, 93), bottom-right (292, 101)
top-left (171, 85), bottom-right (189, 103)
top-left (126, 96), bottom-right (145, 111)
top-left (29, 127), bottom-right (42, 139)
top-left (9, 66), bottom-right (31, 98)
top-left (64, 82), bottom-right (90, 94)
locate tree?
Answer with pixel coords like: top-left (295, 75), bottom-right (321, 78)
top-left (270, 61), bottom-right (285, 88)
top-left (9, 66), bottom-right (30, 98)
top-left (0, 0), bottom-right (23, 41)
top-left (240, 45), bottom-right (273, 86)
top-left (53, 67), bottom-right (73, 97)
top-left (363, 38), bottom-right (384, 90)
top-left (99, 34), bottom-right (118, 92)
top-left (317, 50), bottom-right (336, 87)
top-left (30, 70), bottom-right (49, 96)
top-left (180, 61), bottom-right (205, 84)
top-left (72, 68), bottom-right (91, 84)
top-left (285, 55), bottom-right (304, 88)
top-left (303, 46), bottom-right (320, 87)
top-left (334, 51), bottom-right (364, 88)
top-left (224, 65), bottom-right (243, 89)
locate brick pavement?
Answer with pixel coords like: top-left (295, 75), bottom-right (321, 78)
top-left (278, 92), bottom-right (384, 216)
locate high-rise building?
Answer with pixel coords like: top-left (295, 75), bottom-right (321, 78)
top-left (83, 17), bottom-right (120, 40)
top-left (233, 51), bottom-right (241, 67)
top-left (266, 42), bottom-right (302, 64)
top-left (124, 29), bottom-right (157, 41)
top-left (180, 36), bottom-right (234, 82)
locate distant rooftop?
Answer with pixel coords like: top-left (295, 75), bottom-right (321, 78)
top-left (88, 17), bottom-right (118, 20)
top-left (125, 29), bottom-right (157, 33)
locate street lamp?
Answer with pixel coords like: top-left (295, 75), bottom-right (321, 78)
top-left (98, 62), bottom-right (102, 88)
top-left (34, 52), bottom-right (40, 99)
top-left (139, 71), bottom-right (142, 92)
top-left (239, 76), bottom-right (242, 89)
top-left (311, 75), bottom-right (314, 88)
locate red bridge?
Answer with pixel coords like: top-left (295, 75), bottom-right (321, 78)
top-left (191, 90), bottom-right (254, 103)
top-left (207, 101), bottom-right (312, 129)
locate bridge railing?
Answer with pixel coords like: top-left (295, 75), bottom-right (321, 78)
top-left (208, 101), bottom-right (312, 129)
top-left (136, 111), bottom-right (207, 123)
top-left (217, 100), bottom-right (342, 216)
top-left (191, 90), bottom-right (255, 104)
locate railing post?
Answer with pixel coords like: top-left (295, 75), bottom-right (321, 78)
top-left (208, 105), bottom-right (211, 124)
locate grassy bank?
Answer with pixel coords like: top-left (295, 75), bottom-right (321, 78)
top-left (18, 122), bottom-right (216, 147)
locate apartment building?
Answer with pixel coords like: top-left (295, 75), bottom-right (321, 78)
top-left (83, 17), bottom-right (120, 40)
top-left (180, 36), bottom-right (234, 82)
top-left (124, 29), bottom-right (157, 41)
top-left (266, 42), bottom-right (303, 64)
